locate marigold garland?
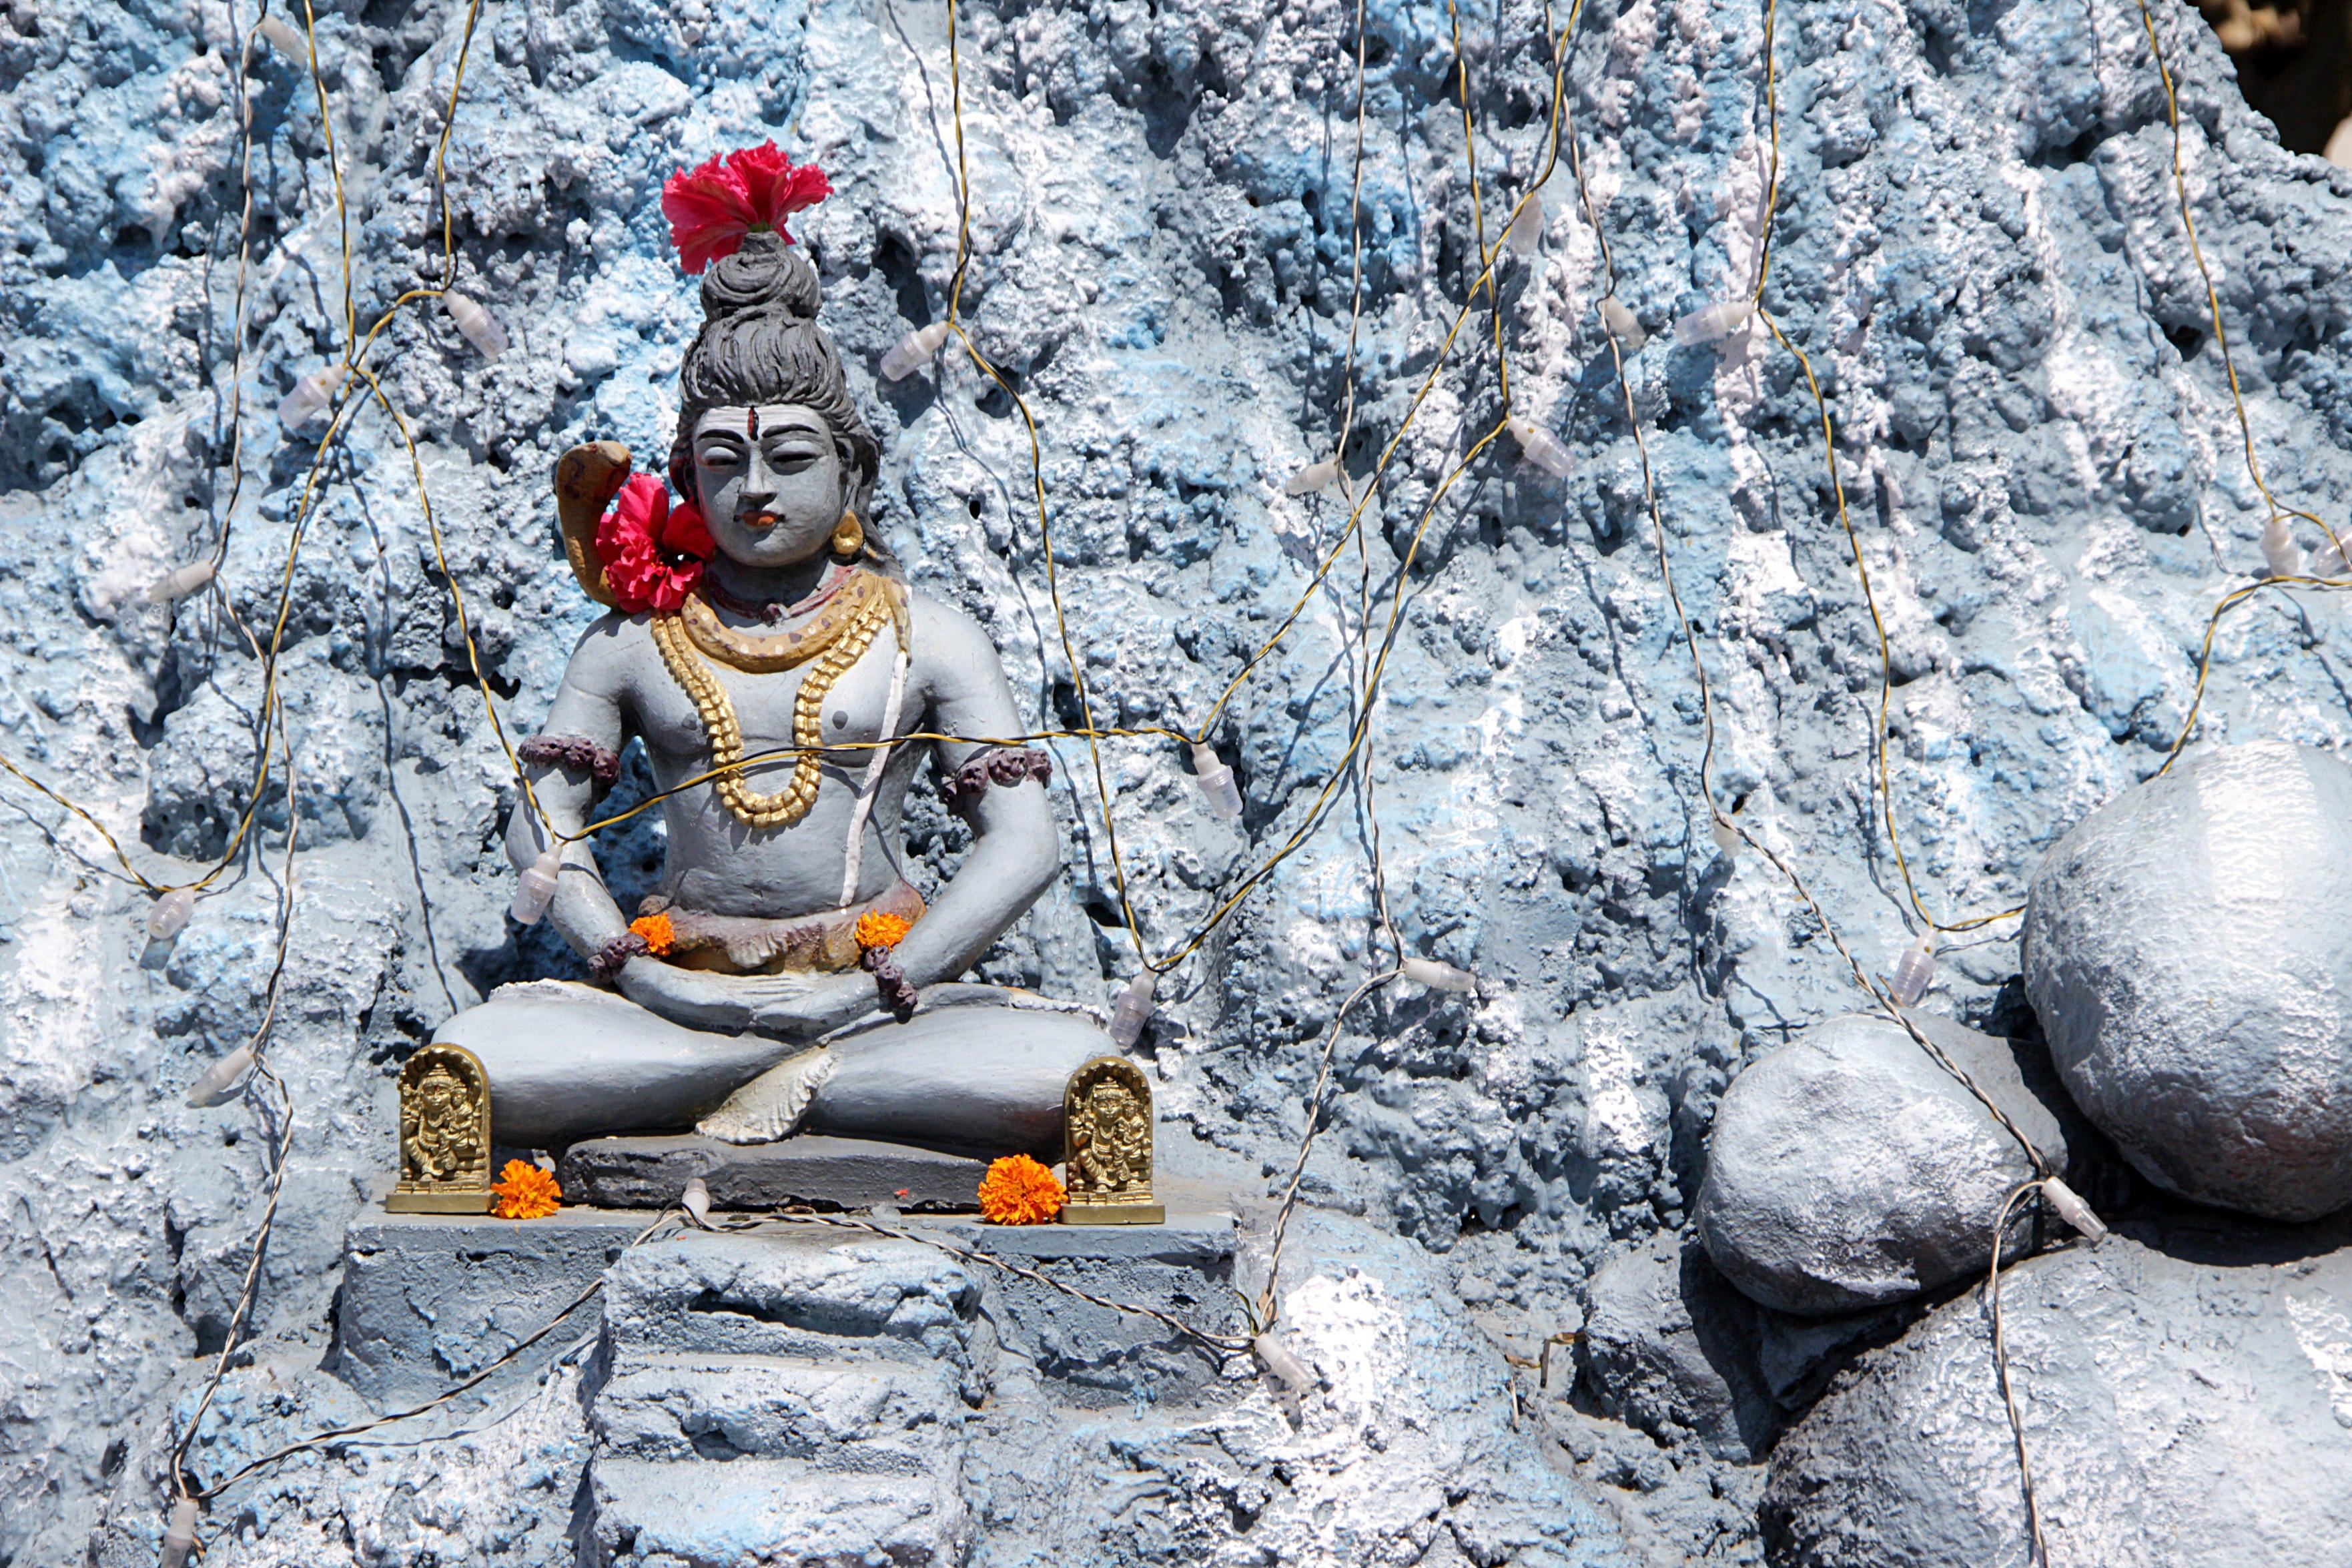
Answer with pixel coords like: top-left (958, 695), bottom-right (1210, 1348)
top-left (629, 911), bottom-right (677, 955)
top-left (977, 1154), bottom-right (1064, 1225)
top-left (855, 910), bottom-right (911, 951)
top-left (491, 1159), bottom-right (561, 1220)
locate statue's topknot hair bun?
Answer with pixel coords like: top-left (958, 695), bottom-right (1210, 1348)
top-left (698, 230), bottom-right (820, 322)
top-left (670, 230), bottom-right (880, 528)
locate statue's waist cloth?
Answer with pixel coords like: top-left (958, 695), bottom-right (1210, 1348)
top-left (639, 880), bottom-right (925, 975)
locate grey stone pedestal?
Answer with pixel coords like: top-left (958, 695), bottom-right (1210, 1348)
top-left (556, 1131), bottom-right (990, 1210)
top-left (324, 1195), bottom-right (1244, 1565)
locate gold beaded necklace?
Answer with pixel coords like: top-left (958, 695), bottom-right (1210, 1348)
top-left (650, 570), bottom-right (899, 829)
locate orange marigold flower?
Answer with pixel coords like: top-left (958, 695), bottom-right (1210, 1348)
top-left (977, 1154), bottom-right (1064, 1225)
top-left (492, 1159), bottom-right (561, 1220)
top-left (629, 911), bottom-right (677, 955)
top-left (855, 911), bottom-right (911, 951)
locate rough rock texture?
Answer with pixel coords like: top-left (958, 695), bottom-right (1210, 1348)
top-left (1577, 1234), bottom-right (1776, 1462)
top-left (1695, 1012), bottom-right (2078, 1314)
top-left (9, 0), bottom-right (2352, 1559)
top-left (325, 1206), bottom-right (653, 1405)
top-left (2025, 739), bottom-right (2352, 1221)
top-left (1761, 1218), bottom-right (2352, 1568)
top-left (87, 1206), bottom-right (1637, 1567)
top-left (963, 1210), bottom-right (1638, 1568)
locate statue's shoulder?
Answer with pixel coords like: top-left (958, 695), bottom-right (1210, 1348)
top-left (558, 607), bottom-right (659, 691)
top-left (900, 587), bottom-right (1001, 663)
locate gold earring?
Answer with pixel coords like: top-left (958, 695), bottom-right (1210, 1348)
top-left (831, 511), bottom-right (865, 557)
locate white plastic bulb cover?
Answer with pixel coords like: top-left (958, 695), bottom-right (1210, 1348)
top-left (681, 1176), bottom-right (712, 1226)
top-left (1598, 296), bottom-right (1648, 353)
top-left (1254, 1332), bottom-right (1314, 1395)
top-left (1399, 955), bottom-right (1475, 994)
top-left (510, 845), bottom-right (562, 925)
top-left (277, 364), bottom-right (348, 430)
top-left (147, 560), bottom-right (216, 605)
top-left (1506, 417), bottom-right (1575, 480)
top-left (1888, 939), bottom-right (1936, 1007)
top-left (147, 887), bottom-right (195, 942)
top-left (1674, 300), bottom-right (1753, 347)
top-left (254, 14), bottom-right (304, 61)
top-left (1284, 459), bottom-right (1338, 497)
top-left (1504, 193), bottom-right (1544, 256)
top-left (1190, 741), bottom-right (1242, 820)
top-left (187, 1044), bottom-right (256, 1108)
top-left (2040, 1175), bottom-right (2108, 1242)
top-left (2261, 515), bottom-right (2304, 579)
top-left (160, 1497), bottom-right (200, 1568)
top-left (879, 321), bottom-right (952, 382)
top-left (1710, 816), bottom-right (1740, 857)
top-left (1107, 971), bottom-right (1157, 1048)
top-left (445, 292), bottom-right (508, 360)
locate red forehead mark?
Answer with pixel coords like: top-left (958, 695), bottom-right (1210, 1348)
top-left (747, 406), bottom-right (759, 442)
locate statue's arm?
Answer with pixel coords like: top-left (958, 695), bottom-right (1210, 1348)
top-left (889, 601), bottom-right (1060, 990)
top-left (505, 619), bottom-right (635, 959)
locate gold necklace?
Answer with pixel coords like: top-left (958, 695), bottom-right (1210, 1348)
top-left (650, 575), bottom-right (895, 829)
top-left (677, 570), bottom-right (882, 673)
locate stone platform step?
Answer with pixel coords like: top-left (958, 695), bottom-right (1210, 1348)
top-left (592, 1350), bottom-right (961, 1468)
top-left (909, 1209), bottom-right (1241, 1402)
top-left (557, 1132), bottom-right (988, 1211)
top-left (601, 1226), bottom-right (984, 1364)
top-left (586, 1226), bottom-right (983, 1567)
top-left (588, 1455), bottom-right (967, 1567)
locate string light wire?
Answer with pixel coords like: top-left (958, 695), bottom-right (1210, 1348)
top-left (43, 0), bottom-right (2312, 1540)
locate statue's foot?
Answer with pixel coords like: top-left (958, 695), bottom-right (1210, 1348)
top-left (695, 1048), bottom-right (839, 1144)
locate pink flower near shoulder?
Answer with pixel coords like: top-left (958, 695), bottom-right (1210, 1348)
top-left (661, 143), bottom-right (832, 273)
top-left (595, 474), bottom-right (711, 614)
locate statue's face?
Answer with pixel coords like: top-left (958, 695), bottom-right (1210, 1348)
top-left (691, 403), bottom-right (848, 569)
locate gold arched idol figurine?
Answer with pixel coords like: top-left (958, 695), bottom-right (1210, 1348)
top-left (1060, 1057), bottom-right (1164, 1226)
top-left (386, 1044), bottom-right (496, 1213)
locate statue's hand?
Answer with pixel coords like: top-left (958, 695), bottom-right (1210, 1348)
top-left (615, 959), bottom-right (873, 1039)
top-left (615, 956), bottom-right (758, 1031)
top-left (738, 971), bottom-right (877, 1040)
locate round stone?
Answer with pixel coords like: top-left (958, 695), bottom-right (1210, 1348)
top-left (1762, 1228), bottom-right (2352, 1567)
top-left (1695, 1012), bottom-right (2069, 1316)
top-left (2024, 739), bottom-right (2352, 1222)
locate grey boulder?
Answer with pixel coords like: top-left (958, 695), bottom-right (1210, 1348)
top-left (1696, 1012), bottom-right (2074, 1316)
top-left (1761, 1226), bottom-right (2352, 1568)
top-left (2024, 739), bottom-right (2352, 1222)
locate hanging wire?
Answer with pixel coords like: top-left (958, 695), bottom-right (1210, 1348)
top-left (46, 0), bottom-right (2319, 1542)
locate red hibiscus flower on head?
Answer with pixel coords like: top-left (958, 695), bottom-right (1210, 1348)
top-left (594, 474), bottom-right (714, 614)
top-left (661, 142), bottom-right (834, 274)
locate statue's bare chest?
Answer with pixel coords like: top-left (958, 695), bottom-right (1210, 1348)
top-left (626, 621), bottom-right (910, 777)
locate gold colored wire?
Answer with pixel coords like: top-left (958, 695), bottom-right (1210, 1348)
top-left (1544, 1), bottom-right (2052, 1174)
top-left (0, 1), bottom-right (510, 897)
top-left (2131, 0), bottom-right (2346, 565)
top-left (1192, 7), bottom-right (1582, 747)
top-left (1749, 0), bottom-right (1782, 304)
top-left (298, 0), bottom-right (356, 351)
top-left (1327, 0), bottom-right (1373, 468)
